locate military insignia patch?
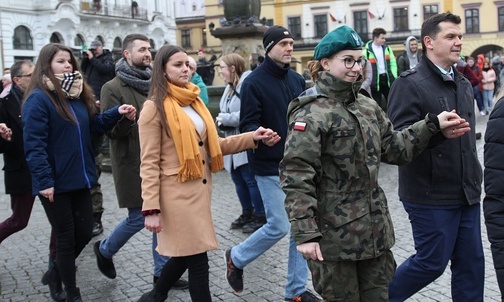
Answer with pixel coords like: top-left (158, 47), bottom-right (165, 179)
top-left (293, 121), bottom-right (307, 131)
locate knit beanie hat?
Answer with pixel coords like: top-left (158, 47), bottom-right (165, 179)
top-left (263, 26), bottom-right (293, 53)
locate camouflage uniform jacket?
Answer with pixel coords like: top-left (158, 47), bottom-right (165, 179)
top-left (279, 71), bottom-right (439, 261)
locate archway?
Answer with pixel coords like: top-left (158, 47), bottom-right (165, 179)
top-left (470, 44), bottom-right (504, 60)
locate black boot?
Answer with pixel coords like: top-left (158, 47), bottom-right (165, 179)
top-left (242, 213), bottom-right (267, 233)
top-left (92, 212), bottom-right (103, 237)
top-left (137, 289), bottom-right (167, 302)
top-left (230, 210), bottom-right (253, 229)
top-left (41, 259), bottom-right (66, 302)
top-left (66, 287), bottom-right (82, 302)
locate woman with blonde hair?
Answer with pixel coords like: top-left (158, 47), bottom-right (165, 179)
top-left (136, 45), bottom-right (279, 302)
top-left (216, 53), bottom-right (266, 233)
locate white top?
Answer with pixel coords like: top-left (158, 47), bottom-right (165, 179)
top-left (372, 43), bottom-right (386, 74)
top-left (182, 105), bottom-right (205, 135)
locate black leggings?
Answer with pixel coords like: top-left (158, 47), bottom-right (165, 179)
top-left (156, 252), bottom-right (211, 302)
top-left (41, 189), bottom-right (94, 292)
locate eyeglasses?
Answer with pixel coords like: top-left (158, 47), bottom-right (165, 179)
top-left (16, 73), bottom-right (32, 78)
top-left (219, 65), bottom-right (232, 70)
top-left (333, 56), bottom-right (362, 69)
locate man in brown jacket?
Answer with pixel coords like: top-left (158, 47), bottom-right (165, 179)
top-left (92, 33), bottom-right (188, 288)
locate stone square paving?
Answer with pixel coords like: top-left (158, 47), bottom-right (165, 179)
top-left (0, 112), bottom-right (500, 301)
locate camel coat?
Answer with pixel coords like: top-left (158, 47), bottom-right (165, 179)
top-left (139, 100), bottom-right (257, 257)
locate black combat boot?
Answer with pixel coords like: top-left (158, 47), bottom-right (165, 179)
top-left (137, 289), bottom-right (167, 302)
top-left (242, 213), bottom-right (267, 233)
top-left (92, 212), bottom-right (103, 237)
top-left (65, 287), bottom-right (82, 302)
top-left (41, 258), bottom-right (66, 302)
top-left (230, 210), bottom-right (253, 229)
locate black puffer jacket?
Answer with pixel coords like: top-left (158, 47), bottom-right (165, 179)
top-left (80, 49), bottom-right (115, 100)
top-left (484, 98), bottom-right (504, 295)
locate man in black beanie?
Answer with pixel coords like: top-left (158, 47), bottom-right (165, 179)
top-left (224, 25), bottom-right (321, 302)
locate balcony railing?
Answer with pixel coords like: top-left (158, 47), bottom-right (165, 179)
top-left (80, 1), bottom-right (148, 21)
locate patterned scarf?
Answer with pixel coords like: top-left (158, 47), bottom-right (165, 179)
top-left (44, 72), bottom-right (83, 99)
top-left (163, 81), bottom-right (223, 182)
top-left (115, 58), bottom-right (151, 95)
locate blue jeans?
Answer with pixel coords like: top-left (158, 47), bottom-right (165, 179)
top-left (482, 89), bottom-right (493, 112)
top-left (99, 207), bottom-right (168, 277)
top-left (389, 202), bottom-right (484, 302)
top-left (231, 175), bottom-right (309, 298)
top-left (230, 164), bottom-right (264, 215)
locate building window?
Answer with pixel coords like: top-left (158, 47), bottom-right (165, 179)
top-left (150, 39), bottom-right (156, 50)
top-left (13, 26), bottom-right (33, 50)
top-left (266, 19), bottom-right (274, 26)
top-left (50, 33), bottom-right (62, 44)
top-left (113, 37), bottom-right (122, 49)
top-left (393, 7), bottom-right (409, 31)
top-left (499, 7), bottom-right (504, 31)
top-left (181, 29), bottom-right (191, 49)
top-left (288, 17), bottom-right (302, 39)
top-left (202, 28), bottom-right (207, 47)
top-left (314, 15), bottom-right (327, 38)
top-left (353, 11), bottom-right (368, 42)
top-left (74, 34), bottom-right (85, 48)
top-left (423, 4), bottom-right (438, 21)
top-left (465, 9), bottom-right (479, 33)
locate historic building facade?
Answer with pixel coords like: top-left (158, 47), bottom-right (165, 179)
top-left (196, 0), bottom-right (504, 78)
top-left (0, 0), bottom-right (177, 70)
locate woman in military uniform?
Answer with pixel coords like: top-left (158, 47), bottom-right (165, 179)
top-left (279, 25), bottom-right (471, 302)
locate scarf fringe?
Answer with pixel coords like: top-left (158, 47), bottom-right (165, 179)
top-left (176, 156), bottom-right (203, 182)
top-left (210, 155), bottom-right (224, 173)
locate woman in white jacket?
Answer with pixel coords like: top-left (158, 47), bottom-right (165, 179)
top-left (482, 60), bottom-right (497, 114)
top-left (216, 54), bottom-right (266, 233)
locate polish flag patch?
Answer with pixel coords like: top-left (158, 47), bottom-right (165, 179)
top-left (293, 121), bottom-right (307, 131)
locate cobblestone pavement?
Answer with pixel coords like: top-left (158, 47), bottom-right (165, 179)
top-left (0, 113), bottom-right (500, 301)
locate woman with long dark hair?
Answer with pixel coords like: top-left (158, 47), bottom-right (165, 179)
top-left (136, 45), bottom-right (279, 302)
top-left (22, 43), bottom-right (136, 301)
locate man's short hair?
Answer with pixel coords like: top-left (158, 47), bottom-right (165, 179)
top-left (10, 60), bottom-right (33, 78)
top-left (372, 28), bottom-right (386, 38)
top-left (122, 34), bottom-right (149, 52)
top-left (421, 13), bottom-right (461, 53)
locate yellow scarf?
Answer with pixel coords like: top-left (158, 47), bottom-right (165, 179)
top-left (163, 81), bottom-right (223, 182)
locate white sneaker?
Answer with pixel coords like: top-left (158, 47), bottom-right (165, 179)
top-left (480, 111), bottom-right (486, 116)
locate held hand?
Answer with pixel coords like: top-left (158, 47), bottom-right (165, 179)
top-left (438, 110), bottom-right (471, 138)
top-left (118, 104), bottom-right (137, 121)
top-left (0, 123), bottom-right (12, 141)
top-left (253, 126), bottom-right (281, 146)
top-left (297, 242), bottom-right (324, 261)
top-left (39, 187), bottom-right (55, 202)
top-left (144, 214), bottom-right (162, 233)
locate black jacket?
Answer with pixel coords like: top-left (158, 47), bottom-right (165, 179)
top-left (387, 55), bottom-right (482, 205)
top-left (80, 49), bottom-right (115, 100)
top-left (0, 84), bottom-right (32, 194)
top-left (484, 98), bottom-right (504, 294)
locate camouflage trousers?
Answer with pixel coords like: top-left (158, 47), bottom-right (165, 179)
top-left (91, 154), bottom-right (104, 214)
top-left (308, 249), bottom-right (396, 302)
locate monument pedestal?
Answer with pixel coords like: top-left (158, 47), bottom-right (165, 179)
top-left (210, 24), bottom-right (267, 59)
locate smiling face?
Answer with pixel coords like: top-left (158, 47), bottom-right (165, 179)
top-left (268, 37), bottom-right (294, 66)
top-left (423, 21), bottom-right (463, 70)
top-left (164, 51), bottom-right (190, 87)
top-left (218, 61), bottom-right (234, 84)
top-left (321, 49), bottom-right (363, 83)
top-left (51, 50), bottom-right (73, 74)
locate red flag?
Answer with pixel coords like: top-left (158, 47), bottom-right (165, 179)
top-left (329, 13), bottom-right (336, 22)
top-left (367, 10), bottom-right (375, 20)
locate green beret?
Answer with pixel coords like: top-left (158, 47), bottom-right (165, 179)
top-left (314, 25), bottom-right (363, 60)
